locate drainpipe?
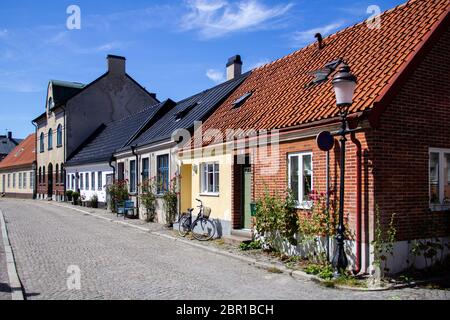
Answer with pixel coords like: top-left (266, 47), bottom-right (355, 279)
top-left (61, 105), bottom-right (67, 202)
top-left (350, 132), bottom-right (362, 274)
top-left (131, 145), bottom-right (139, 217)
top-left (31, 121), bottom-right (38, 199)
top-left (326, 150), bottom-right (330, 262)
top-left (109, 155), bottom-right (116, 184)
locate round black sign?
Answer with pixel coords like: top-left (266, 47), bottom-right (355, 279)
top-left (316, 131), bottom-right (334, 152)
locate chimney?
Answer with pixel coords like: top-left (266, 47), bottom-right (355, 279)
top-left (226, 55), bottom-right (243, 81)
top-left (7, 131), bottom-right (12, 140)
top-left (107, 55), bottom-right (126, 75)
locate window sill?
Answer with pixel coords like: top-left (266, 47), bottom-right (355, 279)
top-left (295, 202), bottom-right (313, 210)
top-left (429, 204), bottom-right (450, 212)
top-left (57, 145), bottom-right (62, 149)
top-left (199, 193), bottom-right (220, 197)
top-left (48, 148), bottom-right (53, 151)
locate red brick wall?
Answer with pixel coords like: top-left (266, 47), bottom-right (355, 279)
top-left (367, 26), bottom-right (450, 241)
top-left (248, 26), bottom-right (450, 243)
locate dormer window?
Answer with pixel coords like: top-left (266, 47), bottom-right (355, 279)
top-left (174, 102), bottom-right (198, 122)
top-left (232, 91), bottom-right (253, 109)
top-left (48, 97), bottom-right (55, 110)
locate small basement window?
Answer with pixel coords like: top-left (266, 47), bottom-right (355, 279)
top-left (232, 91), bottom-right (253, 109)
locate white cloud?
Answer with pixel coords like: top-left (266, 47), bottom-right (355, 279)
top-left (291, 21), bottom-right (344, 47)
top-left (0, 29), bottom-right (8, 38)
top-left (206, 69), bottom-right (225, 83)
top-left (249, 58), bottom-right (270, 70)
top-left (181, 0), bottom-right (293, 39)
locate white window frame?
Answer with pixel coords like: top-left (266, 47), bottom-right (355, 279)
top-left (98, 172), bottom-right (103, 191)
top-left (429, 148), bottom-right (450, 211)
top-left (288, 152), bottom-right (313, 209)
top-left (200, 162), bottom-right (220, 196)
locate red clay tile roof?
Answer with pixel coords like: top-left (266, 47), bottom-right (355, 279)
top-left (197, 0), bottom-right (450, 145)
top-left (0, 134), bottom-right (36, 169)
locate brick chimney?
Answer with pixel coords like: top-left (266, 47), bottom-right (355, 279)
top-left (226, 55), bottom-right (243, 81)
top-left (107, 55), bottom-right (126, 75)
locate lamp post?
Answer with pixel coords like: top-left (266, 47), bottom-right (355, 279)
top-left (331, 63), bottom-right (357, 277)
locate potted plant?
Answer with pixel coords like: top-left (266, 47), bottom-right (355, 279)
top-left (72, 192), bottom-right (80, 205)
top-left (66, 190), bottom-right (73, 202)
top-left (140, 178), bottom-right (157, 222)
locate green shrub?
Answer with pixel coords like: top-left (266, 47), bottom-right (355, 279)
top-left (72, 192), bottom-right (80, 205)
top-left (106, 180), bottom-right (129, 213)
top-left (239, 240), bottom-right (262, 251)
top-left (90, 194), bottom-right (99, 209)
top-left (141, 178), bottom-right (157, 222)
top-left (65, 190), bottom-right (73, 202)
top-left (254, 189), bottom-right (298, 250)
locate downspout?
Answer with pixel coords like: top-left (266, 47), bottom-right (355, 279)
top-left (109, 155), bottom-right (116, 184)
top-left (61, 105), bottom-right (66, 201)
top-left (350, 132), bottom-right (362, 274)
top-left (131, 145), bottom-right (139, 217)
top-left (326, 150), bottom-right (330, 262)
top-left (31, 121), bottom-right (38, 199)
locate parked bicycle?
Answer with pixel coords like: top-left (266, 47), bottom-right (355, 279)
top-left (178, 199), bottom-right (216, 241)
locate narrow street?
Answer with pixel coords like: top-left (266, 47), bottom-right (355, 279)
top-left (0, 199), bottom-right (448, 300)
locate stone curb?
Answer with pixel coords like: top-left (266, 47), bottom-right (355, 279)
top-left (0, 209), bottom-right (24, 300)
top-left (50, 202), bottom-right (413, 292)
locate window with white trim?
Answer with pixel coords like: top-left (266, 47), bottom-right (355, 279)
top-left (98, 172), bottom-right (102, 191)
top-left (429, 148), bottom-right (450, 210)
top-left (288, 152), bottom-right (313, 208)
top-left (201, 162), bottom-right (219, 194)
top-left (91, 172), bottom-right (95, 190)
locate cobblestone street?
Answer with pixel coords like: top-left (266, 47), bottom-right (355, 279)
top-left (0, 199), bottom-right (449, 300)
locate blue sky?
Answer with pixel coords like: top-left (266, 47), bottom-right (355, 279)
top-left (0, 0), bottom-right (404, 138)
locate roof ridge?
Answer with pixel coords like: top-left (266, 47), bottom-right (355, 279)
top-left (176, 71), bottom-right (251, 104)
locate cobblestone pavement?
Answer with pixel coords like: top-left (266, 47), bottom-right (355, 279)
top-left (0, 199), bottom-right (449, 300)
top-left (0, 222), bottom-right (11, 300)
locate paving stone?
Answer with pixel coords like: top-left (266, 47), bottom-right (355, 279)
top-left (0, 199), bottom-right (449, 300)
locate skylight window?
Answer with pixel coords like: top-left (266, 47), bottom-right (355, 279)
top-left (232, 91), bottom-right (253, 109)
top-left (175, 102), bottom-right (198, 122)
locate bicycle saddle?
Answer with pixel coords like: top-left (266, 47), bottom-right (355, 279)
top-left (187, 208), bottom-right (194, 213)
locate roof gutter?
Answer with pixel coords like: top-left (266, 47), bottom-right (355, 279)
top-left (369, 6), bottom-right (450, 128)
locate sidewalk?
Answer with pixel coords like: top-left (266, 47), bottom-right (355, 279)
top-left (0, 223), bottom-right (11, 300)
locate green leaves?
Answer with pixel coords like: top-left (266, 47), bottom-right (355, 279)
top-left (254, 189), bottom-right (299, 250)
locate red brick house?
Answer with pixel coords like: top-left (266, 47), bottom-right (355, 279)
top-left (183, 0), bottom-right (450, 274)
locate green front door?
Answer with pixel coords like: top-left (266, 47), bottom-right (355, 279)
top-left (243, 167), bottom-right (252, 229)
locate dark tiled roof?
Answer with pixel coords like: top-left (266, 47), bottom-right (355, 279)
top-left (0, 136), bottom-right (22, 156)
top-left (196, 0), bottom-right (450, 145)
top-left (66, 101), bottom-right (173, 166)
top-left (125, 72), bottom-right (249, 149)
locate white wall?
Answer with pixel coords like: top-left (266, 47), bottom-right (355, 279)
top-left (65, 162), bottom-right (112, 203)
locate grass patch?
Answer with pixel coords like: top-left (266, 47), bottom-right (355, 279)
top-left (239, 240), bottom-right (262, 251)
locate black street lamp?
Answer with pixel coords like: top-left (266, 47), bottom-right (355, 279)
top-left (331, 63), bottom-right (357, 277)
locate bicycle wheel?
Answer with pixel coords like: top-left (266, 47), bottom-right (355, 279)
top-left (178, 215), bottom-right (191, 237)
top-left (191, 218), bottom-right (216, 241)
